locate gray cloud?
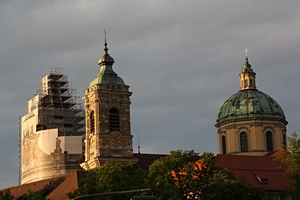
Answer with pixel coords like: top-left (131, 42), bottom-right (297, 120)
top-left (0, 0), bottom-right (299, 189)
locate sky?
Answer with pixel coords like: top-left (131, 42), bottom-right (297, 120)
top-left (1, 0), bottom-right (300, 189)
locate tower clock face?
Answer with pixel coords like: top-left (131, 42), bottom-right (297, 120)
top-left (110, 132), bottom-right (121, 147)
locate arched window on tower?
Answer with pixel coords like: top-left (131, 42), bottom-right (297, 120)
top-left (240, 132), bottom-right (248, 152)
top-left (222, 135), bottom-right (226, 154)
top-left (109, 108), bottom-right (120, 131)
top-left (266, 131), bottom-right (273, 151)
top-left (90, 111), bottom-right (95, 133)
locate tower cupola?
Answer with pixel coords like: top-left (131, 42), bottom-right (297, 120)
top-left (98, 38), bottom-right (114, 65)
top-left (89, 30), bottom-right (126, 88)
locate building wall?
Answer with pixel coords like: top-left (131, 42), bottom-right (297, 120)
top-left (217, 118), bottom-right (287, 155)
top-left (81, 84), bottom-right (137, 170)
top-left (21, 119), bottom-right (83, 184)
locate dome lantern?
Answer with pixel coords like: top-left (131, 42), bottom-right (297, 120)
top-left (239, 48), bottom-right (256, 90)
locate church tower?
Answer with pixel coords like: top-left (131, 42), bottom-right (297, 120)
top-left (215, 50), bottom-right (288, 156)
top-left (80, 33), bottom-right (137, 170)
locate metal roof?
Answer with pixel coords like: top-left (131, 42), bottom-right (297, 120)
top-left (89, 41), bottom-right (126, 88)
top-left (216, 89), bottom-right (286, 125)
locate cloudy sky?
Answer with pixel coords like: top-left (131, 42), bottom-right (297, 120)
top-left (1, 0), bottom-right (300, 189)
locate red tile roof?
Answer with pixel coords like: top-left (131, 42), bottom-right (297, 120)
top-left (2, 170), bottom-right (86, 200)
top-left (215, 154), bottom-right (288, 191)
top-left (133, 153), bottom-right (167, 173)
top-left (2, 153), bottom-right (289, 199)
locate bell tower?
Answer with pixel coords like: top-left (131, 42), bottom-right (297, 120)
top-left (81, 32), bottom-right (137, 170)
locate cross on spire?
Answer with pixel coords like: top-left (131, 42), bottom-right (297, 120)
top-left (245, 48), bottom-right (248, 58)
top-left (103, 29), bottom-right (107, 42)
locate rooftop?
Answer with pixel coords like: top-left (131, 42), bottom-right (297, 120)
top-left (215, 153), bottom-right (288, 191)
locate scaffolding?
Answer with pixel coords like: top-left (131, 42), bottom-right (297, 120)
top-left (18, 116), bottom-right (21, 185)
top-left (34, 67), bottom-right (85, 137)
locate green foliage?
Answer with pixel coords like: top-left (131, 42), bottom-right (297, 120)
top-left (23, 189), bottom-right (47, 200)
top-left (277, 132), bottom-right (300, 199)
top-left (147, 150), bottom-right (265, 200)
top-left (0, 189), bottom-right (14, 200)
top-left (68, 162), bottom-right (146, 200)
top-left (201, 168), bottom-right (265, 200)
top-left (147, 150), bottom-right (212, 199)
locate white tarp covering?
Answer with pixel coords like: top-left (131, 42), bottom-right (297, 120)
top-left (58, 136), bottom-right (82, 154)
top-left (38, 130), bottom-right (82, 155)
top-left (38, 129), bottom-right (58, 155)
top-left (22, 95), bottom-right (40, 140)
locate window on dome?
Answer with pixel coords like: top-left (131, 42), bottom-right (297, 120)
top-left (109, 108), bottom-right (120, 131)
top-left (266, 131), bottom-right (273, 151)
top-left (222, 135), bottom-right (226, 154)
top-left (250, 79), bottom-right (253, 86)
top-left (244, 80), bottom-right (248, 87)
top-left (90, 111), bottom-right (95, 133)
top-left (240, 132), bottom-right (248, 152)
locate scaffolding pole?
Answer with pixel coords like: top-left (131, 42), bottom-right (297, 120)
top-left (18, 116), bottom-right (21, 185)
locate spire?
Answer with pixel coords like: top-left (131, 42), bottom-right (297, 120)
top-left (103, 29), bottom-right (108, 54)
top-left (138, 131), bottom-right (140, 154)
top-left (89, 30), bottom-right (126, 88)
top-left (98, 29), bottom-right (114, 65)
top-left (239, 48), bottom-right (256, 90)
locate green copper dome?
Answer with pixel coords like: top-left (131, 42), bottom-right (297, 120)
top-left (89, 41), bottom-right (126, 88)
top-left (216, 56), bottom-right (286, 126)
top-left (216, 89), bottom-right (286, 125)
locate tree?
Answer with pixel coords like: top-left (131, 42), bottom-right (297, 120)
top-left (277, 132), bottom-right (300, 199)
top-left (201, 168), bottom-right (265, 200)
top-left (0, 189), bottom-right (14, 200)
top-left (147, 150), bottom-right (212, 199)
top-left (0, 188), bottom-right (48, 200)
top-left (147, 150), bottom-right (265, 200)
top-left (23, 189), bottom-right (47, 200)
top-left (68, 162), bottom-right (146, 200)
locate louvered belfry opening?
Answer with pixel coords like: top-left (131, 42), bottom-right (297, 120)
top-left (109, 108), bottom-right (120, 131)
